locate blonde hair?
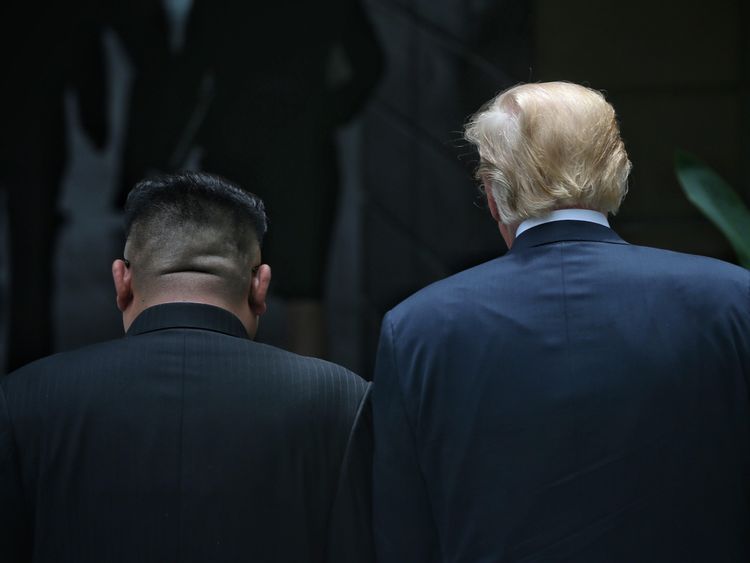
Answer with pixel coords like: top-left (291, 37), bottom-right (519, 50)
top-left (464, 81), bottom-right (632, 225)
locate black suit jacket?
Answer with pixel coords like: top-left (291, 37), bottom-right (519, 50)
top-left (0, 303), bottom-right (372, 563)
top-left (372, 220), bottom-right (750, 562)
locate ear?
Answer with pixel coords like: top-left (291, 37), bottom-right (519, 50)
top-left (499, 223), bottom-right (515, 249)
top-left (484, 181), bottom-right (500, 223)
top-left (112, 259), bottom-right (134, 313)
top-left (249, 264), bottom-right (271, 317)
top-left (484, 182), bottom-right (516, 249)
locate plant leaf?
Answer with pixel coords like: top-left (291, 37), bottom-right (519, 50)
top-left (675, 149), bottom-right (750, 268)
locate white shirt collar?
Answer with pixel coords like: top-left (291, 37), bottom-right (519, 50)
top-left (515, 209), bottom-right (610, 238)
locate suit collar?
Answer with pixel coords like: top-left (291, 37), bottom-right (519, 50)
top-left (509, 220), bottom-right (628, 253)
top-left (127, 302), bottom-right (249, 339)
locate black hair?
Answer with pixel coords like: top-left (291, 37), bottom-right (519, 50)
top-left (124, 170), bottom-right (267, 246)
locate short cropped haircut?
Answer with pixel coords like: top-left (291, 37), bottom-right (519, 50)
top-left (464, 81), bottom-right (632, 225)
top-left (125, 171), bottom-right (267, 244)
top-left (124, 172), bottom-right (267, 297)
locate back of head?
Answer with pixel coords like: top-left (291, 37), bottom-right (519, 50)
top-left (124, 171), bottom-right (267, 303)
top-left (464, 81), bottom-right (632, 225)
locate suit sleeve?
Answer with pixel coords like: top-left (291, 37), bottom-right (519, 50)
top-left (326, 384), bottom-right (375, 563)
top-left (0, 382), bottom-right (31, 562)
top-left (371, 315), bottom-right (440, 562)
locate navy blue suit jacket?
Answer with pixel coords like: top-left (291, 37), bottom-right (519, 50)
top-left (0, 303), bottom-right (372, 563)
top-left (372, 220), bottom-right (750, 562)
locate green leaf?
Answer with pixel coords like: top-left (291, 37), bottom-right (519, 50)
top-left (675, 149), bottom-right (750, 268)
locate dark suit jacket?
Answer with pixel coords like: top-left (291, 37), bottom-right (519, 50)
top-left (372, 220), bottom-right (750, 563)
top-left (0, 303), bottom-right (372, 563)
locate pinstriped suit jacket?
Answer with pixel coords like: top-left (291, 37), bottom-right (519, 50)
top-left (0, 302), bottom-right (372, 563)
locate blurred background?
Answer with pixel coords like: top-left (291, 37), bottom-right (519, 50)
top-left (0, 0), bottom-right (747, 379)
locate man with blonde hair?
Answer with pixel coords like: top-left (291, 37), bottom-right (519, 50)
top-left (371, 81), bottom-right (750, 562)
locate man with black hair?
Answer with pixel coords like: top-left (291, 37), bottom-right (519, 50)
top-left (0, 172), bottom-right (373, 563)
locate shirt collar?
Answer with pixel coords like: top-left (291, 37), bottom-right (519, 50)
top-left (515, 209), bottom-right (610, 238)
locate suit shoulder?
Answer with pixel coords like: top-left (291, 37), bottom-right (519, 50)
top-left (242, 340), bottom-right (369, 396)
top-left (385, 257), bottom-right (503, 327)
top-left (3, 337), bottom-right (125, 387)
top-left (241, 343), bottom-right (370, 430)
top-left (633, 242), bottom-right (744, 268)
top-left (1, 338), bottom-right (137, 418)
top-left (630, 244), bottom-right (749, 290)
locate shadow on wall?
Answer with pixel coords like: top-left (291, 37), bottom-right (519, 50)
top-left (1, 0), bottom-right (534, 378)
top-left (1, 0), bottom-right (385, 376)
top-left (356, 0), bottom-right (533, 377)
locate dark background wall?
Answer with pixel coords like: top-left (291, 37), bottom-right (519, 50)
top-left (357, 0), bottom-right (532, 376)
top-left (1, 0), bottom-right (747, 378)
top-left (532, 0), bottom-right (747, 259)
top-left (354, 0), bottom-right (748, 378)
